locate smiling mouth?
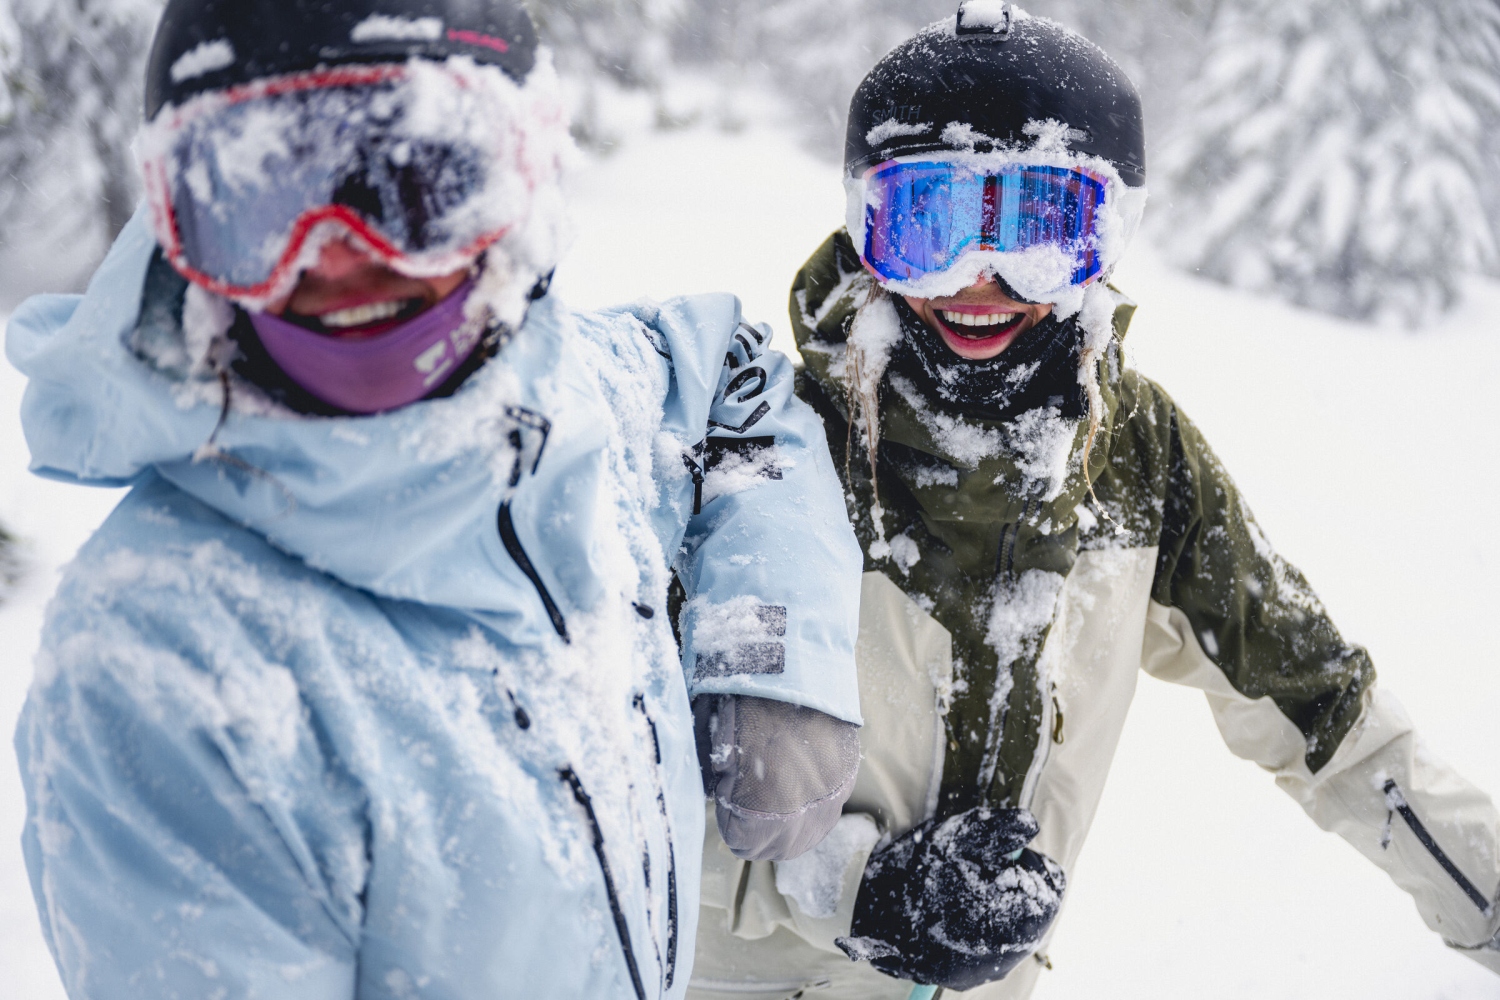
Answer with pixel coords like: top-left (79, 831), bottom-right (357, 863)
top-left (286, 296), bottom-right (428, 338)
top-left (935, 309), bottom-right (1026, 341)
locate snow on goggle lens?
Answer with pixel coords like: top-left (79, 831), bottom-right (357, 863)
top-left (862, 160), bottom-right (1108, 286)
top-left (142, 66), bottom-right (509, 302)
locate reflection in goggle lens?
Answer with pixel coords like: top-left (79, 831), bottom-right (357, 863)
top-left (864, 161), bottom-right (1106, 286)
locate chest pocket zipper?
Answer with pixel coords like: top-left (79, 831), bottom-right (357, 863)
top-left (497, 504), bottom-right (569, 641)
top-left (497, 407), bottom-right (569, 642)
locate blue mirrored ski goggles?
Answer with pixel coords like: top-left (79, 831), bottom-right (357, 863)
top-left (860, 160), bottom-right (1108, 286)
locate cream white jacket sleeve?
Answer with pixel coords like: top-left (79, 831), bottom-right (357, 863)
top-left (1143, 599), bottom-right (1500, 969)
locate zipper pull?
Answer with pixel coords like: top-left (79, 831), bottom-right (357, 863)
top-left (683, 449), bottom-right (705, 514)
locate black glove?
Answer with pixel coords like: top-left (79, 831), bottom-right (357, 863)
top-left (694, 694), bottom-right (860, 861)
top-left (836, 806), bottom-right (1065, 990)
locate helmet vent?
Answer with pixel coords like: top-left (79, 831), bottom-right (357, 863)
top-left (956, 1), bottom-right (1013, 40)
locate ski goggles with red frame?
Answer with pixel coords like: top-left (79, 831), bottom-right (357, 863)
top-left (858, 159), bottom-right (1109, 286)
top-left (140, 64), bottom-right (516, 304)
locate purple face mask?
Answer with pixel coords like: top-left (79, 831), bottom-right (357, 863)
top-left (248, 277), bottom-right (485, 415)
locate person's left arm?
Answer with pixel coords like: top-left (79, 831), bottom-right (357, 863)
top-left (628, 295), bottom-right (865, 862)
top-left (1133, 375), bottom-right (1500, 970)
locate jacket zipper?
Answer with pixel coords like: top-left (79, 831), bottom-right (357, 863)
top-left (497, 501), bottom-right (570, 642)
top-left (1018, 678), bottom-right (1056, 812)
top-left (1383, 779), bottom-right (1494, 916)
top-left (560, 767), bottom-right (648, 1000)
top-left (633, 695), bottom-right (679, 989)
top-left (683, 451), bottom-right (705, 515)
top-left (498, 408), bottom-right (567, 642)
top-left (996, 523), bottom-right (1016, 577)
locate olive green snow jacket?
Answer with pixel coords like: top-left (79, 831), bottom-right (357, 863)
top-left (687, 231), bottom-right (1500, 1000)
top-left (792, 229), bottom-right (1370, 813)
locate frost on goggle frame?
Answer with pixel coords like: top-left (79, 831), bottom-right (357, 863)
top-left (862, 161), bottom-right (1107, 285)
top-left (142, 64), bottom-right (516, 300)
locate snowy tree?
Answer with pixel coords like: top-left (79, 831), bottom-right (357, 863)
top-left (0, 2), bottom-right (20, 126)
top-left (0, 0), bottom-right (163, 304)
top-left (689, 0), bottom-right (953, 156)
top-left (1024, 0), bottom-right (1212, 154)
top-left (528, 0), bottom-right (953, 155)
top-left (1155, 0), bottom-right (1500, 324)
top-left (1486, 113), bottom-right (1500, 281)
top-left (529, 0), bottom-right (684, 149)
top-left (0, 518), bottom-right (22, 603)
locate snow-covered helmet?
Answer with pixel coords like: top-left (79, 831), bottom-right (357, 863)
top-left (845, 3), bottom-right (1144, 185)
top-left (844, 2), bottom-right (1146, 305)
top-left (144, 0), bottom-right (538, 118)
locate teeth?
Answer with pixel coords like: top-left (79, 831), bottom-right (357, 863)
top-left (319, 299), bottom-right (405, 329)
top-left (939, 309), bottom-right (1019, 329)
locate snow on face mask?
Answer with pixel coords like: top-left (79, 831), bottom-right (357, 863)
top-left (846, 121), bottom-right (1146, 317)
top-left (137, 54), bottom-right (576, 315)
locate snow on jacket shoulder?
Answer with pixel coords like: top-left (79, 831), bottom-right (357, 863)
top-left (7, 209), bottom-right (862, 1000)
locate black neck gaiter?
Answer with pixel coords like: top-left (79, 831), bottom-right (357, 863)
top-left (887, 295), bottom-right (1086, 422)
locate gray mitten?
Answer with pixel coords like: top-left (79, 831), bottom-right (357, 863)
top-left (694, 694), bottom-right (860, 861)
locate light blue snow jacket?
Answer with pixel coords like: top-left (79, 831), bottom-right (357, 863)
top-left (8, 210), bottom-right (863, 1000)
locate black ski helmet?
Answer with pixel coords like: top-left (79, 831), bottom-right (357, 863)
top-left (144, 0), bottom-right (539, 119)
top-left (845, 2), bottom-right (1145, 187)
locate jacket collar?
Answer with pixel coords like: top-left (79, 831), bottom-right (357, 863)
top-left (8, 210), bottom-right (656, 633)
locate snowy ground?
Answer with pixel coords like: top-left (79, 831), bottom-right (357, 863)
top-left (4, 124), bottom-right (1500, 998)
